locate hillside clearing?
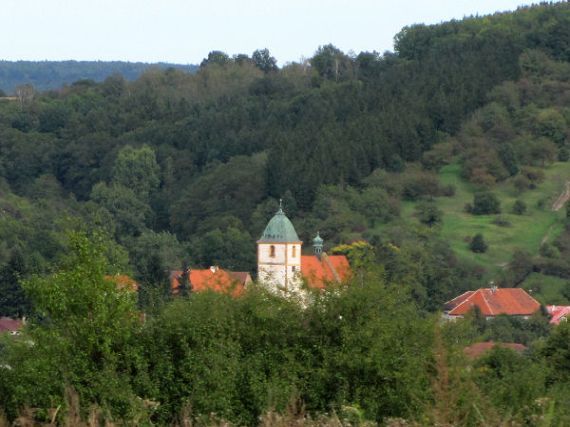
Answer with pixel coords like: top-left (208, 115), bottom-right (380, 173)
top-left (387, 162), bottom-right (570, 278)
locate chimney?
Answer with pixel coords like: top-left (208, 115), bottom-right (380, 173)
top-left (489, 281), bottom-right (497, 293)
top-left (210, 266), bottom-right (219, 273)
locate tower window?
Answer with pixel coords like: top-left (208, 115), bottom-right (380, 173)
top-left (292, 246), bottom-right (296, 257)
top-left (270, 245), bottom-right (276, 258)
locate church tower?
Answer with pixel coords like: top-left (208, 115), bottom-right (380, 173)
top-left (257, 202), bottom-right (302, 292)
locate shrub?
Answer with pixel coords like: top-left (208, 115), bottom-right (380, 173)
top-left (512, 200), bottom-right (527, 215)
top-left (472, 192), bottom-right (501, 215)
top-left (540, 243), bottom-right (560, 259)
top-left (415, 200), bottom-right (443, 227)
top-left (492, 216), bottom-right (512, 227)
top-left (441, 185), bottom-right (456, 197)
top-left (470, 234), bottom-right (488, 253)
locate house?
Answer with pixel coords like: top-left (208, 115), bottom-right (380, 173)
top-left (444, 287), bottom-right (540, 319)
top-left (463, 341), bottom-right (527, 359)
top-left (167, 203), bottom-right (350, 299)
top-left (170, 266), bottom-right (251, 296)
top-left (0, 317), bottom-right (23, 336)
top-left (546, 305), bottom-right (570, 325)
top-left (257, 203), bottom-right (351, 294)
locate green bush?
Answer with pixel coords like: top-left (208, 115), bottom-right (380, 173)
top-left (472, 192), bottom-right (501, 215)
top-left (512, 200), bottom-right (527, 215)
top-left (470, 233), bottom-right (488, 253)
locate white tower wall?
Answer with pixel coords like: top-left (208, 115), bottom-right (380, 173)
top-left (258, 243), bottom-right (302, 291)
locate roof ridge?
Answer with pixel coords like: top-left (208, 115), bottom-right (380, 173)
top-left (448, 291), bottom-right (477, 314)
top-left (445, 291), bottom-right (474, 306)
top-left (480, 289), bottom-right (494, 315)
top-left (322, 253), bottom-right (341, 282)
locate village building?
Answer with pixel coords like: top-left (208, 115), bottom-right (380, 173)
top-left (0, 317), bottom-right (23, 336)
top-left (546, 305), bottom-right (570, 325)
top-left (169, 204), bottom-right (350, 297)
top-left (257, 204), bottom-right (350, 295)
top-left (170, 266), bottom-right (252, 296)
top-left (444, 287), bottom-right (541, 320)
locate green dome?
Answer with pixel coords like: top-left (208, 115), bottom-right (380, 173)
top-left (313, 232), bottom-right (324, 245)
top-left (258, 208), bottom-right (300, 243)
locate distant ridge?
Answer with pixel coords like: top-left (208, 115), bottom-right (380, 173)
top-left (0, 60), bottom-right (198, 94)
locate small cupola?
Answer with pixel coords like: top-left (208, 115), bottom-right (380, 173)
top-left (313, 232), bottom-right (324, 257)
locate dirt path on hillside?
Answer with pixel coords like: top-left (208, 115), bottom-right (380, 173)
top-left (552, 181), bottom-right (570, 211)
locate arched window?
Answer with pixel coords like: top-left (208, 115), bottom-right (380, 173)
top-left (292, 246), bottom-right (296, 257)
top-left (270, 245), bottom-right (276, 258)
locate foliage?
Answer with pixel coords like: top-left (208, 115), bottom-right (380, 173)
top-left (0, 232), bottom-right (147, 420)
top-left (471, 192), bottom-right (501, 215)
top-left (415, 199), bottom-right (443, 227)
top-left (470, 234), bottom-right (488, 253)
top-left (512, 199), bottom-right (527, 215)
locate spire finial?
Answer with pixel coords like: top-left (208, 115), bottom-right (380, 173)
top-left (278, 198), bottom-right (283, 213)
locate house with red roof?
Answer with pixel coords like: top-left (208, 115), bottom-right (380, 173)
top-left (0, 317), bottom-right (23, 335)
top-left (300, 252), bottom-right (351, 289)
top-left (546, 305), bottom-right (570, 325)
top-left (167, 203), bottom-right (350, 300)
top-left (444, 287), bottom-right (541, 320)
top-left (170, 266), bottom-right (251, 297)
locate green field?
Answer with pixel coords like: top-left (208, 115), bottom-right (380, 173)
top-left (395, 162), bottom-right (570, 277)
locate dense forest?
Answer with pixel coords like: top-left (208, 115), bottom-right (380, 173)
top-left (1, 2), bottom-right (570, 425)
top-left (0, 61), bottom-right (197, 93)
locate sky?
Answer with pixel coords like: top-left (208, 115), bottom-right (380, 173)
top-left (0, 0), bottom-right (560, 65)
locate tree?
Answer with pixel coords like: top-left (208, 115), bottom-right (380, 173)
top-left (542, 321), bottom-right (570, 383)
top-left (90, 182), bottom-right (151, 238)
top-left (176, 263), bottom-right (191, 297)
top-left (415, 199), bottom-right (443, 227)
top-left (2, 232), bottom-right (145, 420)
top-left (0, 249), bottom-right (31, 317)
top-left (508, 250), bottom-right (533, 284)
top-left (470, 233), bottom-right (488, 253)
top-left (200, 50), bottom-right (231, 67)
top-left (192, 226), bottom-right (255, 272)
top-left (311, 44), bottom-right (353, 81)
top-left (112, 145), bottom-right (160, 201)
top-left (252, 49), bottom-right (278, 73)
top-left (472, 192), bottom-right (501, 215)
top-left (512, 200), bottom-right (527, 215)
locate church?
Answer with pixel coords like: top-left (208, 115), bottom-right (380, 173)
top-left (171, 204), bottom-right (351, 296)
top-left (257, 203), bottom-right (351, 293)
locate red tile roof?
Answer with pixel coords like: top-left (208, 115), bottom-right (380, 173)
top-left (445, 288), bottom-right (540, 317)
top-left (464, 341), bottom-right (527, 359)
top-left (0, 317), bottom-right (23, 333)
top-left (546, 305), bottom-right (570, 325)
top-left (228, 271), bottom-right (253, 286)
top-left (170, 267), bottom-right (245, 296)
top-left (301, 254), bottom-right (351, 289)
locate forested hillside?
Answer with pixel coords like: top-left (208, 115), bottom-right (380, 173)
top-left (0, 60), bottom-right (197, 93)
top-left (1, 3), bottom-right (570, 425)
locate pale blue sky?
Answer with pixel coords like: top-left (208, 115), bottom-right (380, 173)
top-left (1, 1), bottom-right (557, 65)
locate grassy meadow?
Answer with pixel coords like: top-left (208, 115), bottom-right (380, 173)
top-left (392, 162), bottom-right (570, 281)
